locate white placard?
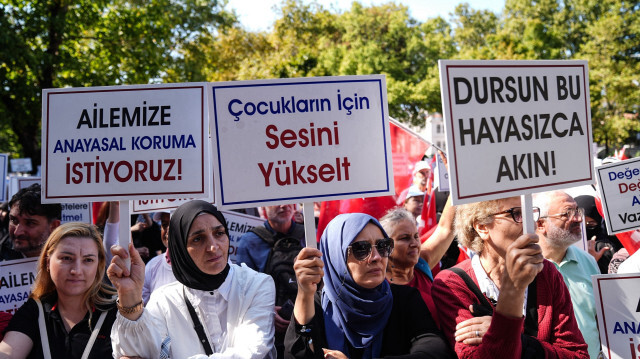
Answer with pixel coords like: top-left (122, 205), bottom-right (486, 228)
top-left (0, 258), bottom-right (38, 314)
top-left (210, 75), bottom-right (393, 209)
top-left (222, 210), bottom-right (265, 264)
top-left (60, 202), bottom-right (92, 224)
top-left (41, 83), bottom-right (211, 203)
top-left (439, 60), bottom-right (593, 205)
top-left (592, 273), bottom-right (640, 359)
top-left (10, 158), bottom-right (32, 173)
top-left (130, 197), bottom-right (214, 214)
top-left (435, 152), bottom-right (450, 192)
top-left (596, 158), bottom-right (640, 234)
top-left (0, 154), bottom-right (7, 202)
top-left (8, 176), bottom-right (40, 200)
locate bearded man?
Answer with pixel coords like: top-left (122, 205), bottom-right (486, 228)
top-left (534, 190), bottom-right (601, 359)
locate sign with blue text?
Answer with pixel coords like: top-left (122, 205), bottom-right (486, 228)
top-left (0, 258), bottom-right (38, 314)
top-left (210, 75), bottom-right (393, 209)
top-left (41, 83), bottom-right (211, 203)
top-left (439, 60), bottom-right (593, 205)
top-left (592, 273), bottom-right (640, 359)
top-left (596, 157), bottom-right (640, 234)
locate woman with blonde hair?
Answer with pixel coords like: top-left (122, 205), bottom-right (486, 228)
top-left (0, 222), bottom-right (117, 359)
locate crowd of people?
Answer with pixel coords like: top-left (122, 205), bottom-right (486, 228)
top-left (0, 151), bottom-right (639, 358)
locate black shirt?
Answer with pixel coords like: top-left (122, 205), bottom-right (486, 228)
top-left (6, 293), bottom-right (117, 359)
top-left (285, 284), bottom-right (455, 359)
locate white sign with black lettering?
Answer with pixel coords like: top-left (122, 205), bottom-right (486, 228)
top-left (439, 60), bottom-right (593, 205)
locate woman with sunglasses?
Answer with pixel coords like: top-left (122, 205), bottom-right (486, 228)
top-left (285, 213), bottom-right (453, 359)
top-left (431, 196), bottom-right (589, 359)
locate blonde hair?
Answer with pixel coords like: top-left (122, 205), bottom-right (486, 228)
top-left (454, 198), bottom-right (517, 253)
top-left (31, 222), bottom-right (116, 314)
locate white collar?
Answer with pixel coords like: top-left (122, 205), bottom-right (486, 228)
top-left (184, 264), bottom-right (234, 305)
top-left (471, 255), bottom-right (527, 315)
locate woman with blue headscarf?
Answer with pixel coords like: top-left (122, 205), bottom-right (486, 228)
top-left (284, 213), bottom-right (452, 359)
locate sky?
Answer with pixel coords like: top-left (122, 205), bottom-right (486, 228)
top-left (228, 0), bottom-right (506, 32)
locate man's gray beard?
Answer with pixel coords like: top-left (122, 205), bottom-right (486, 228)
top-left (547, 222), bottom-right (582, 248)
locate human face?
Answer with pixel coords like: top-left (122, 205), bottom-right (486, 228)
top-left (388, 219), bottom-right (420, 269)
top-left (404, 196), bottom-right (423, 218)
top-left (413, 168), bottom-right (430, 191)
top-left (9, 203), bottom-right (58, 257)
top-left (160, 213), bottom-right (170, 248)
top-left (543, 194), bottom-right (582, 248)
top-left (265, 204), bottom-right (294, 226)
top-left (478, 197), bottom-right (523, 259)
top-left (186, 214), bottom-right (229, 275)
top-left (346, 223), bottom-right (389, 289)
top-left (48, 237), bottom-right (99, 299)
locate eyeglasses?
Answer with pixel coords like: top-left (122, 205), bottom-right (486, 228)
top-left (347, 238), bottom-right (394, 261)
top-left (542, 207), bottom-right (584, 221)
top-left (489, 207), bottom-right (540, 223)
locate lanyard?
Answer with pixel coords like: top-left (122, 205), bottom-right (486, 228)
top-left (35, 299), bottom-right (108, 359)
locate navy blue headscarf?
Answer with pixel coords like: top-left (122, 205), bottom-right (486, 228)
top-left (320, 213), bottom-right (393, 358)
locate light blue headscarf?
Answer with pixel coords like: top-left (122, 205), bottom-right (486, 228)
top-left (320, 213), bottom-right (393, 358)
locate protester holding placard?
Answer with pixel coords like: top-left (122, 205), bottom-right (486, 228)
top-left (2, 184), bottom-right (61, 261)
top-left (533, 190), bottom-right (601, 359)
top-left (432, 196), bottom-right (589, 359)
top-left (286, 213), bottom-right (453, 358)
top-left (0, 222), bottom-right (117, 358)
top-left (108, 200), bottom-right (276, 358)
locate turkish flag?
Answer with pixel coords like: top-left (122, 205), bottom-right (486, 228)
top-left (316, 118), bottom-right (430, 239)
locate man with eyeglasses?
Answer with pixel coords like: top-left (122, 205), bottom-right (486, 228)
top-left (533, 190), bottom-right (601, 359)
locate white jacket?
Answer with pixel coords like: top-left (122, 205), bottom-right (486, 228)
top-left (111, 264), bottom-right (276, 359)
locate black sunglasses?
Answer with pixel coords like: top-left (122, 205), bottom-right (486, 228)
top-left (489, 206), bottom-right (540, 223)
top-left (347, 238), bottom-right (394, 261)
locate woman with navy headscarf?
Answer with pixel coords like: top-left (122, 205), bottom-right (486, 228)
top-left (284, 213), bottom-right (452, 359)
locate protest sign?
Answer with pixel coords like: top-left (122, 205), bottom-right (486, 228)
top-left (210, 75), bottom-right (393, 209)
top-left (8, 176), bottom-right (40, 199)
top-left (596, 158), bottom-right (640, 234)
top-left (439, 60), bottom-right (593, 205)
top-left (592, 273), bottom-right (640, 359)
top-left (222, 210), bottom-right (264, 264)
top-left (435, 151), bottom-right (450, 192)
top-left (10, 158), bottom-right (32, 173)
top-left (0, 154), bottom-right (7, 202)
top-left (130, 197), bottom-right (213, 214)
top-left (60, 202), bottom-right (92, 224)
top-left (0, 257), bottom-right (38, 314)
top-left (41, 83), bottom-right (211, 203)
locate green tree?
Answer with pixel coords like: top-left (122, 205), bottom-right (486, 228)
top-left (0, 0), bottom-right (234, 168)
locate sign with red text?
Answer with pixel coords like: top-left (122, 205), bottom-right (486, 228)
top-left (439, 60), bottom-right (593, 205)
top-left (41, 83), bottom-right (211, 203)
top-left (210, 76), bottom-right (393, 209)
top-left (592, 273), bottom-right (640, 359)
top-left (130, 196), bottom-right (214, 214)
top-left (221, 210), bottom-right (264, 264)
top-left (596, 158), bottom-right (640, 234)
top-left (0, 258), bottom-right (38, 314)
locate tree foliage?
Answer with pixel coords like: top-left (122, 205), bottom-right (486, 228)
top-left (1, 0), bottom-right (638, 162)
top-left (0, 0), bottom-right (234, 167)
